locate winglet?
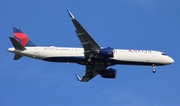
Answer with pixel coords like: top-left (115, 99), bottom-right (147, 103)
top-left (67, 10), bottom-right (75, 19)
top-left (75, 74), bottom-right (82, 82)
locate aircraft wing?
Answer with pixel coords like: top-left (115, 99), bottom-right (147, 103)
top-left (76, 65), bottom-right (107, 82)
top-left (68, 10), bottom-right (101, 58)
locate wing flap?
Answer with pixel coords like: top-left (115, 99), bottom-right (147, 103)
top-left (74, 26), bottom-right (100, 51)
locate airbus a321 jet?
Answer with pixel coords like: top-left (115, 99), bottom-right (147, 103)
top-left (8, 10), bottom-right (174, 82)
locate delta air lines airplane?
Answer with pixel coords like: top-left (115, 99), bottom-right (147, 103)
top-left (8, 11), bottom-right (174, 82)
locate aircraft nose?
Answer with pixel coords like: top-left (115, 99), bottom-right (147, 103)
top-left (168, 57), bottom-right (174, 64)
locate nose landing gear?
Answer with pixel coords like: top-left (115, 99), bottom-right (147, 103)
top-left (152, 64), bottom-right (156, 73)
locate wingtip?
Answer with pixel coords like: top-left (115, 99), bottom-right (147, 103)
top-left (67, 10), bottom-right (75, 19)
top-left (75, 74), bottom-right (81, 81)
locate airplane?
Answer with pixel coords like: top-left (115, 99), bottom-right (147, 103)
top-left (7, 10), bottom-right (174, 82)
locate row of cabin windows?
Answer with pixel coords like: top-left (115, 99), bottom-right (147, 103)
top-left (43, 48), bottom-right (83, 51)
top-left (43, 48), bottom-right (152, 54)
top-left (115, 50), bottom-right (152, 54)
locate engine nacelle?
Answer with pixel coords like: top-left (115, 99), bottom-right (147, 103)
top-left (101, 68), bottom-right (117, 78)
top-left (99, 47), bottom-right (114, 57)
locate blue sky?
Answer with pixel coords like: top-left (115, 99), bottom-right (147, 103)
top-left (0, 0), bottom-right (180, 106)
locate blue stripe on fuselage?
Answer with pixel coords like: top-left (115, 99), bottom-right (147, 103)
top-left (43, 56), bottom-right (85, 62)
top-left (42, 56), bottom-right (166, 66)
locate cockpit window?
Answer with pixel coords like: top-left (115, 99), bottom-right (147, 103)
top-left (162, 53), bottom-right (167, 55)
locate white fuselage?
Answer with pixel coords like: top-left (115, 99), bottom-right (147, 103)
top-left (8, 46), bottom-right (174, 66)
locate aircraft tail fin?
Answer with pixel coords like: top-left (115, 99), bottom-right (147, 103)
top-left (13, 27), bottom-right (36, 47)
top-left (14, 54), bottom-right (23, 60)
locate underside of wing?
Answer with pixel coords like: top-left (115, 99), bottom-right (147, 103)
top-left (68, 10), bottom-right (116, 82)
top-left (67, 10), bottom-right (101, 58)
top-left (76, 65), bottom-right (108, 82)
top-left (76, 71), bottom-right (98, 82)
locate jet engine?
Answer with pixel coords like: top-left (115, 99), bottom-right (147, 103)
top-left (99, 47), bottom-right (114, 57)
top-left (101, 68), bottom-right (117, 78)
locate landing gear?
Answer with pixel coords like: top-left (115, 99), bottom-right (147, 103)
top-left (87, 54), bottom-right (94, 62)
top-left (152, 64), bottom-right (156, 73)
top-left (87, 58), bottom-right (91, 62)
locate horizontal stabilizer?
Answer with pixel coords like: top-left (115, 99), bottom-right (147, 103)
top-left (9, 37), bottom-right (26, 50)
top-left (14, 54), bottom-right (23, 60)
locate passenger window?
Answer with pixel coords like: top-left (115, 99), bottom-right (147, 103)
top-left (162, 53), bottom-right (167, 55)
